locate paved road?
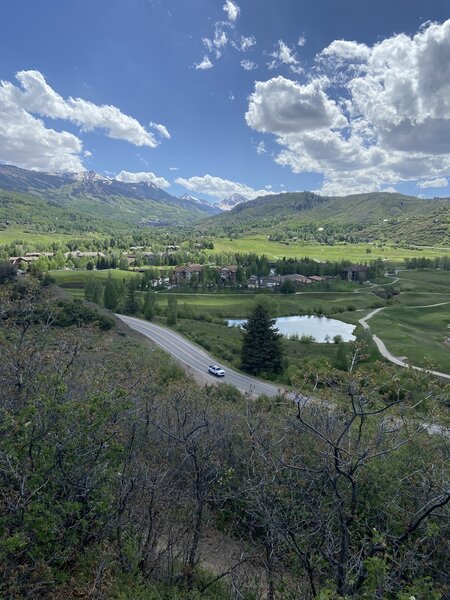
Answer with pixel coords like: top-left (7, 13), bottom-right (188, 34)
top-left (117, 315), bottom-right (449, 437)
top-left (359, 306), bottom-right (450, 381)
top-left (116, 315), bottom-right (287, 397)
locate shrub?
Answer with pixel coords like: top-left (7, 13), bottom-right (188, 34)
top-left (299, 334), bottom-right (316, 344)
top-left (0, 262), bottom-right (18, 283)
top-left (52, 300), bottom-right (114, 330)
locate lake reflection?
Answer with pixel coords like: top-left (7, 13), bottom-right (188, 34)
top-left (227, 315), bottom-right (356, 343)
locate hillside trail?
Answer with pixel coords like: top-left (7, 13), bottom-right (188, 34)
top-left (358, 302), bottom-right (450, 381)
top-left (156, 524), bottom-right (299, 598)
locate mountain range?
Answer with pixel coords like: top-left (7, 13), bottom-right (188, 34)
top-left (1, 164), bottom-right (449, 245)
top-left (0, 164), bottom-right (221, 213)
top-left (0, 164), bottom-right (220, 234)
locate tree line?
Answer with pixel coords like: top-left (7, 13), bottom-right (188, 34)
top-left (403, 255), bottom-right (450, 270)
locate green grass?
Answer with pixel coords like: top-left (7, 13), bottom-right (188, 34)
top-left (210, 236), bottom-right (450, 262)
top-left (369, 304), bottom-right (450, 373)
top-left (0, 226), bottom-right (104, 245)
top-left (50, 266), bottom-right (450, 376)
top-left (49, 269), bottom-right (139, 286)
top-left (395, 269), bottom-right (450, 293)
top-left (176, 317), bottom-right (345, 382)
top-left (350, 270), bottom-right (450, 374)
top-left (170, 271), bottom-right (450, 375)
top-left (161, 290), bottom-right (377, 319)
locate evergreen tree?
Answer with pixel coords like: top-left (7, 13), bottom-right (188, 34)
top-left (118, 256), bottom-right (129, 270)
top-left (125, 278), bottom-right (140, 314)
top-left (84, 277), bottom-right (103, 304)
top-left (103, 273), bottom-right (124, 310)
top-left (240, 302), bottom-right (284, 375)
top-left (236, 266), bottom-right (246, 287)
top-left (103, 274), bottom-right (116, 310)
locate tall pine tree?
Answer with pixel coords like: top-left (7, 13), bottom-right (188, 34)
top-left (240, 302), bottom-right (284, 375)
top-left (125, 278), bottom-right (140, 315)
top-left (84, 277), bottom-right (103, 304)
top-left (103, 273), bottom-right (125, 311)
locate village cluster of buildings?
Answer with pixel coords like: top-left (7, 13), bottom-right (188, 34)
top-left (172, 264), bottom-right (237, 285)
top-left (8, 250), bottom-right (370, 287)
top-left (247, 273), bottom-right (328, 288)
top-left (9, 252), bottom-right (54, 266)
top-left (169, 263), bottom-right (369, 287)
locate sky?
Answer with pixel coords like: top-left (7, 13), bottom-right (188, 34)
top-left (1, 0), bottom-right (450, 202)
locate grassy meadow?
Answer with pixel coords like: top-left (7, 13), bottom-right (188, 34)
top-left (161, 290), bottom-right (377, 319)
top-left (210, 236), bottom-right (450, 262)
top-left (49, 269), bottom-right (140, 299)
top-left (0, 226), bottom-right (104, 245)
top-left (49, 269), bottom-right (140, 285)
top-left (151, 270), bottom-right (450, 375)
top-left (49, 265), bottom-right (450, 376)
top-left (369, 303), bottom-right (450, 372)
top-left (176, 316), bottom-right (348, 380)
top-left (361, 270), bottom-right (450, 373)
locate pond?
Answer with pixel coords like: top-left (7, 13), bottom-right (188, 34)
top-left (227, 315), bottom-right (356, 343)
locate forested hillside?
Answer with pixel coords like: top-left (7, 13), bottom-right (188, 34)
top-left (0, 164), bottom-right (219, 235)
top-left (1, 275), bottom-right (448, 599)
top-left (202, 191), bottom-right (450, 246)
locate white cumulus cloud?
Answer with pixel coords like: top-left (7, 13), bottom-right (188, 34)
top-left (213, 26), bottom-right (228, 49)
top-left (202, 38), bottom-right (214, 53)
top-left (256, 141), bottom-right (267, 155)
top-left (196, 2), bottom-right (255, 71)
top-left (0, 97), bottom-right (84, 172)
top-left (175, 174), bottom-right (273, 200)
top-left (319, 39), bottom-right (370, 67)
top-left (416, 177), bottom-right (448, 188)
top-left (14, 70), bottom-right (159, 147)
top-left (0, 70), bottom-right (169, 172)
top-left (233, 35), bottom-right (256, 52)
top-left (246, 76), bottom-right (347, 135)
top-left (246, 20), bottom-right (450, 195)
top-left (115, 170), bottom-right (170, 189)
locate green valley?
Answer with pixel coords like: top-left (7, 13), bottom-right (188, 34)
top-left (1, 168), bottom-right (450, 600)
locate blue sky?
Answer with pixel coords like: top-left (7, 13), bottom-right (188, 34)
top-left (1, 0), bottom-right (450, 201)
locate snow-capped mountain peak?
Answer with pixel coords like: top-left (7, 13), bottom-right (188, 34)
top-left (216, 193), bottom-right (248, 211)
top-left (179, 192), bottom-right (200, 202)
top-left (66, 170), bottom-right (111, 183)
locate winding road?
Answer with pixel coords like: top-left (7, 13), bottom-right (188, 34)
top-left (116, 314), bottom-right (287, 397)
top-left (359, 305), bottom-right (450, 381)
top-left (117, 314), bottom-right (449, 436)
